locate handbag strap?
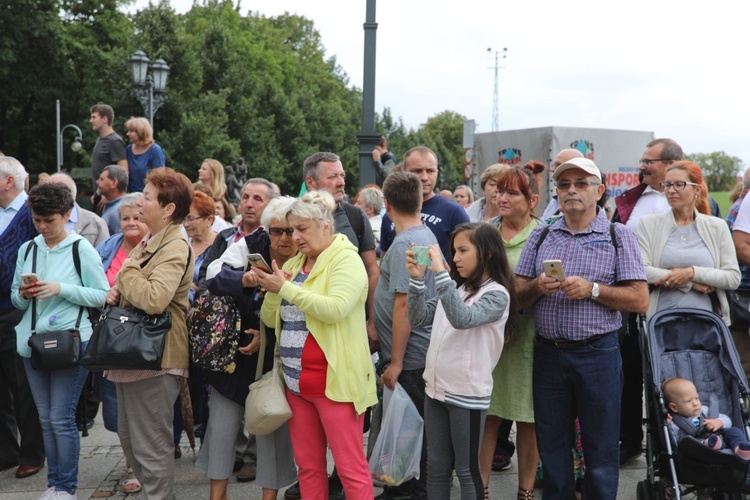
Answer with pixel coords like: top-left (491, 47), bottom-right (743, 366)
top-left (29, 241), bottom-right (84, 334)
top-left (254, 322), bottom-right (267, 381)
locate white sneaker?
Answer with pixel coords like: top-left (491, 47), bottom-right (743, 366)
top-left (50, 491), bottom-right (77, 499)
top-left (38, 487), bottom-right (55, 500)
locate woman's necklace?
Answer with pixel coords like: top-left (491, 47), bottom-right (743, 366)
top-left (675, 217), bottom-right (693, 241)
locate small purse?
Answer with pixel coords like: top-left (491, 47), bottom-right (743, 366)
top-left (26, 243), bottom-right (83, 371)
top-left (244, 322), bottom-right (292, 435)
top-left (188, 290), bottom-right (240, 373)
top-left (28, 308), bottom-right (84, 371)
top-left (79, 305), bottom-right (172, 371)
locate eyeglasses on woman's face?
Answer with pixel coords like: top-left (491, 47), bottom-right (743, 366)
top-left (268, 227), bottom-right (294, 237)
top-left (184, 215), bottom-right (205, 224)
top-left (659, 181), bottom-right (698, 191)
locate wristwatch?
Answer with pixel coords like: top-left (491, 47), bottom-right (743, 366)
top-left (591, 282), bottom-right (600, 300)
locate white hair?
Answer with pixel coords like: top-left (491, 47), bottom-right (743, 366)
top-left (0, 156), bottom-right (29, 191)
top-left (261, 196), bottom-right (297, 228)
top-left (48, 172), bottom-right (77, 198)
top-left (287, 190), bottom-right (336, 232)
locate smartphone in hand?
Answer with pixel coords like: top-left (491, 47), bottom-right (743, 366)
top-left (21, 273), bottom-right (39, 285)
top-left (247, 254), bottom-right (271, 273)
top-left (543, 260), bottom-right (566, 281)
top-left (413, 246), bottom-right (431, 266)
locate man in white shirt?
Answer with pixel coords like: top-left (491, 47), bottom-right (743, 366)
top-left (614, 138), bottom-right (683, 467)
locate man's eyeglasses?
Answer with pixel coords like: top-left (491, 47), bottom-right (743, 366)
top-left (555, 180), bottom-right (600, 191)
top-left (268, 227), bottom-right (294, 236)
top-left (639, 158), bottom-right (664, 166)
top-left (659, 181), bottom-right (698, 191)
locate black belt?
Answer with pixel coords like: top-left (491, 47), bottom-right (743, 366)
top-left (538, 332), bottom-right (611, 350)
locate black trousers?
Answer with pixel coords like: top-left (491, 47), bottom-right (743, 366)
top-left (619, 312), bottom-right (643, 449)
top-left (0, 308), bottom-right (45, 466)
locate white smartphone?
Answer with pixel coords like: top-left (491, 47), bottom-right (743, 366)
top-left (543, 260), bottom-right (566, 281)
top-left (21, 273), bottom-right (39, 285)
top-left (247, 253), bottom-right (271, 273)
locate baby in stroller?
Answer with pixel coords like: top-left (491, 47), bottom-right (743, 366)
top-left (663, 377), bottom-right (750, 462)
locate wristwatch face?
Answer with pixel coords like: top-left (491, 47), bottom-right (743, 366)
top-left (592, 283), bottom-right (600, 298)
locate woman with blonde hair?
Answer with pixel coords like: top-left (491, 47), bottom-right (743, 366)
top-left (256, 190), bottom-right (377, 499)
top-left (467, 163), bottom-right (510, 222)
top-left (198, 159), bottom-right (227, 199)
top-left (124, 117), bottom-right (166, 193)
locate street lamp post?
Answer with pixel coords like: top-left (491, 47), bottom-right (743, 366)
top-left (56, 99), bottom-right (83, 173)
top-left (129, 50), bottom-right (170, 129)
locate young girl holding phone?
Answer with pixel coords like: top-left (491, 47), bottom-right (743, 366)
top-left (406, 222), bottom-right (517, 500)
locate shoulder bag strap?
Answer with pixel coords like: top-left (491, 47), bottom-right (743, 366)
top-left (28, 242), bottom-right (84, 334)
top-left (254, 321), bottom-right (268, 381)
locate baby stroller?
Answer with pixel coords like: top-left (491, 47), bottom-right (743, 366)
top-left (638, 308), bottom-right (750, 500)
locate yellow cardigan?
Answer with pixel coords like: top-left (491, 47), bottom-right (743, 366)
top-left (261, 234), bottom-right (377, 414)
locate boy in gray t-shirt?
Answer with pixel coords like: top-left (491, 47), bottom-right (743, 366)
top-left (373, 171), bottom-right (440, 498)
top-left (374, 224), bottom-right (437, 371)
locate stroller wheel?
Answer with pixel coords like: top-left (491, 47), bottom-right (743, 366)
top-left (637, 480), bottom-right (654, 500)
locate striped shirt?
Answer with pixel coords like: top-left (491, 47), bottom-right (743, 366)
top-left (279, 271), bottom-right (310, 394)
top-left (515, 209), bottom-right (645, 341)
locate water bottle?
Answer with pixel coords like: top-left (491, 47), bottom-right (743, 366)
top-left (48, 314), bottom-right (58, 326)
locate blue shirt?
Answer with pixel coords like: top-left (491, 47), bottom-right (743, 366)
top-left (127, 143), bottom-right (166, 193)
top-left (0, 191), bottom-right (27, 235)
top-left (515, 209), bottom-right (646, 340)
top-left (380, 194), bottom-right (470, 259)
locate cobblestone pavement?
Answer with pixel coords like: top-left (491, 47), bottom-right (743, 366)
top-left (0, 414), bottom-right (648, 499)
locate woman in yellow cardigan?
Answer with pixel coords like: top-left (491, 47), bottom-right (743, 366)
top-left (256, 190), bottom-right (377, 500)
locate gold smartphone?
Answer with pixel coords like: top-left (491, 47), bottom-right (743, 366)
top-left (543, 260), bottom-right (566, 281)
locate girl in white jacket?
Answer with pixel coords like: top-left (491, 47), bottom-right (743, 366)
top-left (406, 222), bottom-right (516, 500)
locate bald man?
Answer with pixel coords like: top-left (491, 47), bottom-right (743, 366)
top-left (541, 149), bottom-right (584, 218)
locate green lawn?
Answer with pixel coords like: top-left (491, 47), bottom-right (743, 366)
top-left (711, 191), bottom-right (731, 217)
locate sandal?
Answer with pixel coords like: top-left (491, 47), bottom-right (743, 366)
top-left (518, 487), bottom-right (534, 500)
top-left (122, 468), bottom-right (142, 495)
top-left (484, 486), bottom-right (489, 499)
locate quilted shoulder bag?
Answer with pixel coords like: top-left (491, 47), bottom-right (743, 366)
top-left (244, 322), bottom-right (292, 435)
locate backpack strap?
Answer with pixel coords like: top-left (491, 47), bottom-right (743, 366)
top-left (342, 202), bottom-right (365, 249)
top-left (29, 240), bottom-right (84, 333)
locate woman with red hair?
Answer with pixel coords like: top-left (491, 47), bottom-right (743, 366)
top-left (637, 161), bottom-right (740, 324)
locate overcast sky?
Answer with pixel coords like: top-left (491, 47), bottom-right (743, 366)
top-left (130, 0), bottom-right (750, 166)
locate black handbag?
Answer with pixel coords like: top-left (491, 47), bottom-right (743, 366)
top-left (729, 289), bottom-right (750, 332)
top-left (28, 309), bottom-right (84, 371)
top-left (79, 306), bottom-right (172, 371)
top-left (79, 239), bottom-right (191, 371)
top-left (26, 242), bottom-right (84, 371)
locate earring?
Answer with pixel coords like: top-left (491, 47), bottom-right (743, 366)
top-left (161, 216), bottom-right (167, 222)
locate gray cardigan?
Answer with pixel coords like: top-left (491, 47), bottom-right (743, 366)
top-left (637, 209), bottom-right (740, 324)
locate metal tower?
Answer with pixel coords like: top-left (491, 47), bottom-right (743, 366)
top-left (487, 47), bottom-right (507, 132)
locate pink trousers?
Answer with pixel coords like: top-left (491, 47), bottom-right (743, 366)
top-left (285, 388), bottom-right (373, 499)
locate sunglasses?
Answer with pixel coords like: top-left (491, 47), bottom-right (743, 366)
top-left (268, 227), bottom-right (293, 236)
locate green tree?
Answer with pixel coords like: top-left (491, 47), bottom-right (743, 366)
top-left (686, 151), bottom-right (744, 192)
top-left (417, 110), bottom-right (467, 189)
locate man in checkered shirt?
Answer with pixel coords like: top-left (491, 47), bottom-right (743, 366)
top-left (514, 157), bottom-right (648, 499)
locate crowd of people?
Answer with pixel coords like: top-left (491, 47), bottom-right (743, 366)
top-left (3, 107), bottom-right (750, 500)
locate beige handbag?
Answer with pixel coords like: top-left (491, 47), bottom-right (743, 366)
top-left (244, 322), bottom-right (293, 435)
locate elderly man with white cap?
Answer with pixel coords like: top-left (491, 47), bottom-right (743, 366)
top-left (513, 157), bottom-right (649, 499)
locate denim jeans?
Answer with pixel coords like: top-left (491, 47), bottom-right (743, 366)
top-left (533, 332), bottom-right (622, 499)
top-left (98, 372), bottom-right (118, 433)
top-left (23, 353), bottom-right (89, 494)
